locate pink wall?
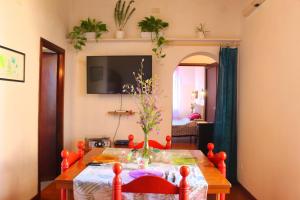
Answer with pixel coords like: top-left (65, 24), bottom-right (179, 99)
top-left (173, 66), bottom-right (205, 119)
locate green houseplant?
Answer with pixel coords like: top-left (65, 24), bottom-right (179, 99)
top-left (138, 16), bottom-right (169, 58)
top-left (68, 18), bottom-right (108, 50)
top-left (114, 0), bottom-right (136, 39)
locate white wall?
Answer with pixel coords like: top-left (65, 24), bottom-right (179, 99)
top-left (65, 0), bottom-right (243, 146)
top-left (238, 0), bottom-right (300, 199)
top-left (0, 0), bottom-right (69, 199)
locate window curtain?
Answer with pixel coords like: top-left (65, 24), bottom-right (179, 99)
top-left (214, 47), bottom-right (238, 182)
top-left (172, 68), bottom-right (181, 119)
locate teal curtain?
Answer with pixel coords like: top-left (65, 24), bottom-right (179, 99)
top-left (214, 47), bottom-right (238, 182)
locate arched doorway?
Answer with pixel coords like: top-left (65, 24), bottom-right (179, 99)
top-left (171, 54), bottom-right (218, 144)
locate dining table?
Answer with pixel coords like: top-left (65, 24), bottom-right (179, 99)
top-left (55, 147), bottom-right (231, 200)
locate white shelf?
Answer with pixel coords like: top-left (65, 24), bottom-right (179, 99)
top-left (85, 37), bottom-right (241, 43)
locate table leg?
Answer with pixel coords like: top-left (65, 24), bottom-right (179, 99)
top-left (67, 189), bottom-right (73, 200)
top-left (61, 188), bottom-right (66, 200)
top-left (215, 194), bottom-right (221, 200)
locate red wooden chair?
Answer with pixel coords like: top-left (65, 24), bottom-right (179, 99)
top-left (60, 141), bottom-right (85, 200)
top-left (207, 143), bottom-right (227, 200)
top-left (128, 134), bottom-right (172, 149)
top-left (112, 163), bottom-right (190, 200)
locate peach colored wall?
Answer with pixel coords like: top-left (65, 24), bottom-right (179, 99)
top-left (65, 0), bottom-right (243, 148)
top-left (65, 42), bottom-right (221, 146)
top-left (0, 0), bottom-right (69, 199)
top-left (68, 0), bottom-right (242, 38)
top-left (238, 0), bottom-right (300, 199)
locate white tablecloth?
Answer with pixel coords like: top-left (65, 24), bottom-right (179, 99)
top-left (74, 149), bottom-right (208, 200)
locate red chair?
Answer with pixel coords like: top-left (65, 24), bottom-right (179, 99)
top-left (112, 163), bottom-right (190, 200)
top-left (128, 134), bottom-right (172, 149)
top-left (60, 141), bottom-right (85, 200)
top-left (207, 143), bottom-right (227, 200)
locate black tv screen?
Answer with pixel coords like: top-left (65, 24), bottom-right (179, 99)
top-left (87, 55), bottom-right (152, 94)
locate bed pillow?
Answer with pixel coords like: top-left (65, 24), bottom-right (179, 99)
top-left (188, 113), bottom-right (201, 120)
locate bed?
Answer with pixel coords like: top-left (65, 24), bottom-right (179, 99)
top-left (172, 118), bottom-right (198, 138)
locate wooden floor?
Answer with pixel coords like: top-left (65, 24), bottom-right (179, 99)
top-left (40, 142), bottom-right (256, 200)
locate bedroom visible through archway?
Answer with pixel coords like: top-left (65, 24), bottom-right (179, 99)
top-left (172, 54), bottom-right (218, 144)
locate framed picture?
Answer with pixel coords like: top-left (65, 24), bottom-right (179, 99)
top-left (0, 45), bottom-right (25, 82)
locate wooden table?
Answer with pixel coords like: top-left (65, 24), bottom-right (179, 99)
top-left (55, 148), bottom-right (231, 200)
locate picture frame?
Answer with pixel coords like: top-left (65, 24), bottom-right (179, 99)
top-left (0, 45), bottom-right (25, 82)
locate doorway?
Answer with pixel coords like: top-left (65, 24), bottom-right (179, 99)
top-left (171, 54), bottom-right (218, 144)
top-left (38, 38), bottom-right (65, 192)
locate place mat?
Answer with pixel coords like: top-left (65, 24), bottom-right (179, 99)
top-left (129, 169), bottom-right (164, 178)
top-left (91, 154), bottom-right (119, 163)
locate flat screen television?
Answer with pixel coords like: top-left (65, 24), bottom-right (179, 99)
top-left (87, 55), bottom-right (152, 94)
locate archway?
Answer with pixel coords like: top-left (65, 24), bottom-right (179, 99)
top-left (171, 53), bottom-right (218, 144)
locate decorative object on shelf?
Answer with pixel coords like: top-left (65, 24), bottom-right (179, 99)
top-left (196, 23), bottom-right (209, 39)
top-left (114, 0), bottom-right (136, 39)
top-left (123, 59), bottom-right (162, 167)
top-left (85, 137), bottom-right (111, 150)
top-left (0, 45), bottom-right (25, 82)
top-left (138, 16), bottom-right (169, 58)
top-left (68, 18), bottom-right (108, 50)
top-left (107, 110), bottom-right (135, 116)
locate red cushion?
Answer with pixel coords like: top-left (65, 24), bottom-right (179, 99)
top-left (188, 113), bottom-right (201, 120)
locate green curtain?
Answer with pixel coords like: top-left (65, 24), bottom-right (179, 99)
top-left (214, 47), bottom-right (238, 183)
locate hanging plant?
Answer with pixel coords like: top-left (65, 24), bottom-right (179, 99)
top-left (68, 18), bottom-right (108, 50)
top-left (138, 16), bottom-right (169, 59)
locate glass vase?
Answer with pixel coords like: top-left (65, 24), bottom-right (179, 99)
top-left (138, 133), bottom-right (150, 168)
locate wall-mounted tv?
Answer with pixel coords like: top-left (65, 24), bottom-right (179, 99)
top-left (87, 55), bottom-right (152, 94)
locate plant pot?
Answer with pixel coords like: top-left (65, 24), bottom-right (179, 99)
top-left (197, 32), bottom-right (206, 39)
top-left (85, 32), bottom-right (96, 40)
top-left (115, 30), bottom-right (125, 39)
top-left (140, 32), bottom-right (153, 39)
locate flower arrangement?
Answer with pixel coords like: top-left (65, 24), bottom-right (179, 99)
top-left (123, 59), bottom-right (162, 135)
top-left (123, 59), bottom-right (162, 166)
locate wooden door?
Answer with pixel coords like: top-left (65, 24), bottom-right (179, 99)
top-left (205, 63), bottom-right (218, 122)
top-left (39, 52), bottom-right (59, 181)
top-left (38, 38), bottom-right (65, 191)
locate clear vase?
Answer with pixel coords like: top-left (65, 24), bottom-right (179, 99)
top-left (138, 133), bottom-right (150, 168)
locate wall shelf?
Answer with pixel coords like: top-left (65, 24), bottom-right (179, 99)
top-left (108, 110), bottom-right (135, 116)
top-left (77, 37), bottom-right (241, 46)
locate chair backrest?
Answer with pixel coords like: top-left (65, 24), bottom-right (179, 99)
top-left (128, 134), bottom-right (172, 150)
top-left (61, 141), bottom-right (85, 172)
top-left (112, 163), bottom-right (190, 200)
top-left (207, 143), bottom-right (227, 200)
top-left (60, 141), bottom-right (84, 200)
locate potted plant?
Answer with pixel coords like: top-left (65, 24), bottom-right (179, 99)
top-left (138, 16), bottom-right (169, 58)
top-left (138, 16), bottom-right (168, 39)
top-left (68, 18), bottom-right (108, 50)
top-left (114, 0), bottom-right (136, 39)
top-left (196, 23), bottom-right (209, 39)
